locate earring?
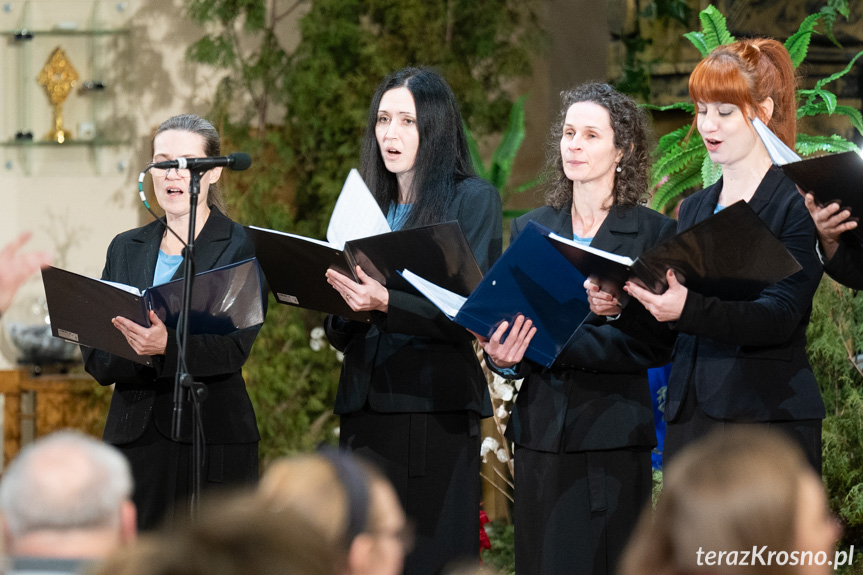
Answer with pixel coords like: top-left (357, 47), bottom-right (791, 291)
top-left (616, 165), bottom-right (622, 173)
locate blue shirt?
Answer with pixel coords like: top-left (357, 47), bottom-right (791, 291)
top-left (153, 250), bottom-right (183, 286)
top-left (714, 203), bottom-right (726, 214)
top-left (387, 203), bottom-right (412, 231)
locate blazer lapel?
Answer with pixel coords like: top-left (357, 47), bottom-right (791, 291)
top-left (171, 207), bottom-right (233, 281)
top-left (746, 166), bottom-right (785, 216)
top-left (591, 205), bottom-right (638, 255)
top-left (124, 221), bottom-right (162, 289)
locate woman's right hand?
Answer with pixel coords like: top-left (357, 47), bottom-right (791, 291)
top-left (470, 314), bottom-right (536, 369)
top-left (803, 193), bottom-right (857, 261)
top-left (584, 279), bottom-right (621, 316)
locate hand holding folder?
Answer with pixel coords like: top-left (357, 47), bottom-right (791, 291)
top-left (546, 200), bottom-right (802, 302)
top-left (403, 221), bottom-right (591, 368)
top-left (753, 117), bottom-right (863, 241)
top-left (42, 258), bottom-right (264, 366)
top-left (247, 169), bottom-right (483, 321)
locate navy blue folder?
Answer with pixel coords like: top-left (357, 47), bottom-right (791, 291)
top-left (403, 220), bottom-right (591, 368)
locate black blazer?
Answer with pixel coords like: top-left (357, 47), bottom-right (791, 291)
top-left (822, 235), bottom-right (863, 290)
top-left (495, 204), bottom-right (677, 453)
top-left (666, 167), bottom-right (825, 422)
top-left (82, 207), bottom-right (263, 445)
top-left (325, 177), bottom-right (502, 416)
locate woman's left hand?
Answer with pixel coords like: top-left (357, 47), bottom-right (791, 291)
top-left (326, 266), bottom-right (390, 313)
top-left (624, 268), bottom-right (687, 322)
top-left (112, 310), bottom-right (168, 356)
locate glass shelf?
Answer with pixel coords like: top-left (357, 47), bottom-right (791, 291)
top-left (2, 28), bottom-right (130, 37)
top-left (1, 139), bottom-right (128, 147)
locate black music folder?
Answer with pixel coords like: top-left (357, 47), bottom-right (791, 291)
top-left (753, 117), bottom-right (863, 241)
top-left (402, 221), bottom-right (591, 368)
top-left (547, 200), bottom-right (802, 301)
top-left (246, 220), bottom-right (484, 322)
top-left (42, 258), bottom-right (265, 366)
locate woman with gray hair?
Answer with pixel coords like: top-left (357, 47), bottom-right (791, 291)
top-left (82, 114), bottom-right (264, 531)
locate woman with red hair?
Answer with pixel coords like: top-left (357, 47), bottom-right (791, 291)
top-left (615, 39), bottom-right (825, 470)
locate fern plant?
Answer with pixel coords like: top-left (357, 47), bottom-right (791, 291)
top-left (648, 3), bottom-right (863, 211)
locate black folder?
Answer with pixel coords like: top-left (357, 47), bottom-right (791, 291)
top-left (779, 152), bottom-right (863, 242)
top-left (547, 200), bottom-right (802, 301)
top-left (752, 116), bottom-right (863, 242)
top-left (245, 221), bottom-right (483, 322)
top-left (402, 221), bottom-right (591, 368)
top-left (42, 258), bottom-right (265, 366)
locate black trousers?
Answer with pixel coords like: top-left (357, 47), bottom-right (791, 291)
top-left (340, 407), bottom-right (481, 575)
top-left (513, 445), bottom-right (652, 575)
top-left (664, 386), bottom-right (822, 474)
top-left (116, 418), bottom-right (259, 531)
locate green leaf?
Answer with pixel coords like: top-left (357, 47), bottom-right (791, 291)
top-left (684, 31), bottom-right (709, 58)
top-left (784, 13), bottom-right (821, 68)
top-left (654, 125), bottom-right (693, 157)
top-left (796, 134), bottom-right (860, 156)
top-left (642, 101), bottom-right (696, 114)
top-left (464, 123), bottom-right (490, 181)
top-left (652, 159), bottom-right (703, 211)
top-left (698, 5), bottom-right (734, 52)
top-left (489, 95), bottom-right (528, 194)
top-left (701, 153), bottom-right (722, 187)
top-left (814, 49), bottom-right (863, 90)
top-left (651, 142), bottom-right (703, 188)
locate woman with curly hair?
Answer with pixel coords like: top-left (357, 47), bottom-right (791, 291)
top-left (477, 82), bottom-right (676, 575)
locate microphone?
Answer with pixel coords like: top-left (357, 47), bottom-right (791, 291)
top-left (149, 152), bottom-right (252, 172)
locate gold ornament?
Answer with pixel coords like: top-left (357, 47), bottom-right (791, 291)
top-left (37, 47), bottom-right (79, 143)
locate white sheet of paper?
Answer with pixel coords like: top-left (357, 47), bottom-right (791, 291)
top-left (547, 233), bottom-right (635, 266)
top-left (247, 226), bottom-right (336, 249)
top-left (326, 169), bottom-right (391, 249)
top-left (400, 269), bottom-right (466, 319)
top-left (99, 279), bottom-right (143, 296)
top-left (752, 117), bottom-right (801, 165)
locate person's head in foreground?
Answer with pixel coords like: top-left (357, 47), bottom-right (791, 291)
top-left (258, 450), bottom-right (409, 575)
top-left (620, 428), bottom-right (841, 575)
top-left (93, 492), bottom-right (337, 575)
top-left (0, 429), bottom-right (136, 559)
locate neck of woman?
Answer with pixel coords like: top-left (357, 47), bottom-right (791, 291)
top-left (571, 182), bottom-right (612, 238)
top-left (718, 149), bottom-right (774, 205)
top-left (396, 173), bottom-right (414, 204)
top-left (163, 203), bottom-right (211, 255)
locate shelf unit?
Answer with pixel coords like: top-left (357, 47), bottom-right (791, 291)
top-left (0, 1), bottom-right (131, 174)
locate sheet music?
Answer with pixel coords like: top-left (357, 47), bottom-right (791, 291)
top-left (247, 226), bottom-right (336, 249)
top-left (99, 279), bottom-right (143, 296)
top-left (752, 117), bottom-right (801, 165)
top-left (400, 269), bottom-right (466, 318)
top-left (547, 233), bottom-right (635, 266)
top-left (326, 169), bottom-right (391, 249)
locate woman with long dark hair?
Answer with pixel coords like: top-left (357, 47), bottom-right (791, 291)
top-left (324, 67), bottom-right (502, 575)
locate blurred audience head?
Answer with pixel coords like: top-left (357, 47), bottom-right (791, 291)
top-left (259, 450), bottom-right (409, 575)
top-left (94, 493), bottom-right (337, 575)
top-left (620, 428), bottom-right (840, 575)
top-left (0, 429), bottom-right (136, 559)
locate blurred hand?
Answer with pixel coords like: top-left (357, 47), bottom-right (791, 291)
top-left (0, 232), bottom-right (52, 314)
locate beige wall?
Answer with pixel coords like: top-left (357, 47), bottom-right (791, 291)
top-left (0, 0), bottom-right (242, 367)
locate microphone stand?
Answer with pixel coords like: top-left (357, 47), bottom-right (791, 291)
top-left (170, 169), bottom-right (209, 518)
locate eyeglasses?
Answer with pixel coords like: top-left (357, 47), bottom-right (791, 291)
top-left (148, 164), bottom-right (190, 178)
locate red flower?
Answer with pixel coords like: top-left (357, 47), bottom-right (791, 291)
top-left (479, 509), bottom-right (491, 553)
